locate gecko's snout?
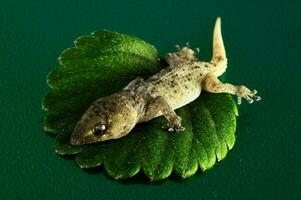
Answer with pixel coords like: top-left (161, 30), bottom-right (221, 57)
top-left (70, 94), bottom-right (139, 145)
top-left (70, 123), bottom-right (92, 145)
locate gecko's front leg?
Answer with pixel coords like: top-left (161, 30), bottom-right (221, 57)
top-left (142, 96), bottom-right (185, 132)
top-left (203, 73), bottom-right (261, 104)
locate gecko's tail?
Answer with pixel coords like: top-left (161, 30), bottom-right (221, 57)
top-left (210, 17), bottom-right (228, 77)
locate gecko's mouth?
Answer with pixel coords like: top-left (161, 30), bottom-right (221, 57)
top-left (70, 124), bottom-right (96, 145)
top-left (70, 134), bottom-right (98, 145)
top-left (70, 137), bottom-right (81, 145)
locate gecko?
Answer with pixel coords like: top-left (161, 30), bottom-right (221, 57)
top-left (70, 17), bottom-right (261, 145)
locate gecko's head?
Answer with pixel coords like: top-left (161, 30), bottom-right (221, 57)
top-left (70, 95), bottom-right (138, 145)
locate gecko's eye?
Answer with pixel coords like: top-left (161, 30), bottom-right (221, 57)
top-left (92, 124), bottom-right (106, 135)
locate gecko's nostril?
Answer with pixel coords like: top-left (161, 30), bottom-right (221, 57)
top-left (70, 138), bottom-right (79, 145)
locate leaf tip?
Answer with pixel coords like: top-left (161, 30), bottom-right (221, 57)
top-left (180, 174), bottom-right (189, 179)
top-left (233, 103), bottom-right (239, 116)
top-left (113, 175), bottom-right (123, 180)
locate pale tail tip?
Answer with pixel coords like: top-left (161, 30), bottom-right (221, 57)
top-left (216, 17), bottom-right (221, 25)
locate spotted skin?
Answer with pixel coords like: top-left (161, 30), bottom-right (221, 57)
top-left (70, 18), bottom-right (261, 145)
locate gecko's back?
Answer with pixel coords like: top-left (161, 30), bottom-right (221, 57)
top-left (146, 63), bottom-right (208, 111)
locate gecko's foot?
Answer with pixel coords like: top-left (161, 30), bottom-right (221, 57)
top-left (161, 117), bottom-right (185, 132)
top-left (236, 86), bottom-right (262, 105)
top-left (161, 124), bottom-right (186, 132)
top-left (167, 43), bottom-right (198, 66)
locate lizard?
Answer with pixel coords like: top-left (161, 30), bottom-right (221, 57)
top-left (70, 17), bottom-right (261, 145)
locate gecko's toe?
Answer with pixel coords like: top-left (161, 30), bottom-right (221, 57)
top-left (168, 127), bottom-right (175, 132)
top-left (254, 95), bottom-right (261, 101)
top-left (247, 98), bottom-right (254, 104)
top-left (175, 126), bottom-right (185, 132)
top-left (251, 88), bottom-right (261, 101)
top-left (162, 124), bottom-right (184, 132)
top-left (237, 96), bottom-right (242, 105)
top-left (161, 124), bottom-right (175, 132)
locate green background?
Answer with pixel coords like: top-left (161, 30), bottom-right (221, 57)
top-left (1, 0), bottom-right (300, 199)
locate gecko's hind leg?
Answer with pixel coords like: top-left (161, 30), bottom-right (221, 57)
top-left (143, 96), bottom-right (185, 132)
top-left (203, 73), bottom-right (261, 104)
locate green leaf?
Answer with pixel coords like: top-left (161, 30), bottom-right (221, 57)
top-left (43, 30), bottom-right (238, 181)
